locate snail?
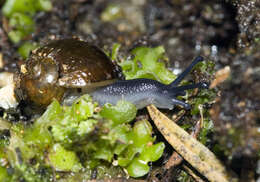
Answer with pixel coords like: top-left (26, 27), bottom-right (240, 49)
top-left (0, 38), bottom-right (208, 111)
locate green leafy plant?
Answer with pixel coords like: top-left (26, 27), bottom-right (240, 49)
top-left (0, 95), bottom-right (164, 180)
top-left (2, 0), bottom-right (51, 58)
top-left (119, 46), bottom-right (176, 84)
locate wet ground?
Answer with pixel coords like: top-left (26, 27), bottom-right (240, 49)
top-left (0, 0), bottom-right (260, 181)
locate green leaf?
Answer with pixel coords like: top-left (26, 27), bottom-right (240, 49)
top-left (101, 4), bottom-right (123, 22)
top-left (140, 142), bottom-right (165, 162)
top-left (132, 120), bottom-right (154, 147)
top-left (100, 100), bottom-right (137, 125)
top-left (36, 0), bottom-right (52, 11)
top-left (8, 13), bottom-right (35, 42)
top-left (199, 118), bottom-right (214, 145)
top-left (77, 119), bottom-right (98, 136)
top-left (120, 46), bottom-right (176, 84)
top-left (46, 95), bottom-right (97, 145)
top-left (8, 30), bottom-right (23, 43)
top-left (48, 144), bottom-right (82, 172)
top-left (109, 125), bottom-right (132, 155)
top-left (108, 124), bottom-right (131, 145)
top-left (23, 125), bottom-right (52, 151)
top-left (116, 120), bottom-right (165, 177)
top-left (18, 42), bottom-right (38, 59)
top-left (126, 158), bottom-right (150, 178)
top-left (111, 43), bottom-right (121, 61)
top-left (125, 142), bottom-right (165, 177)
top-left (2, 0), bottom-right (52, 43)
top-left (69, 95), bottom-right (95, 122)
top-left (0, 166), bottom-right (11, 182)
top-left (93, 140), bottom-right (114, 162)
top-left (2, 0), bottom-right (36, 17)
top-left (118, 120), bottom-right (153, 167)
top-left (35, 99), bottom-right (62, 126)
top-left (2, 0), bottom-right (52, 17)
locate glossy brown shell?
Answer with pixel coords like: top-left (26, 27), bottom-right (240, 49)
top-left (15, 39), bottom-right (117, 107)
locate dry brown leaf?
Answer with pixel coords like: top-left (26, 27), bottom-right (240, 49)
top-left (147, 105), bottom-right (237, 182)
top-left (210, 66), bottom-right (230, 88)
top-left (0, 53), bottom-right (3, 69)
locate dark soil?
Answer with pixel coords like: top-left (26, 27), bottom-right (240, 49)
top-left (0, 0), bottom-right (259, 181)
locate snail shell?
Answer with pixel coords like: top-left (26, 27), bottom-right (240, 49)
top-left (14, 39), bottom-right (118, 107)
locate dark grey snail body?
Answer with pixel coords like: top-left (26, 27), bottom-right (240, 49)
top-left (90, 56), bottom-right (208, 109)
top-left (15, 39), bottom-right (207, 110)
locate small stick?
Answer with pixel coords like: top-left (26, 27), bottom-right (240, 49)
top-left (164, 152), bottom-right (183, 170)
top-left (183, 165), bottom-right (205, 182)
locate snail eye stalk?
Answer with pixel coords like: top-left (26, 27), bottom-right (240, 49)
top-left (170, 56), bottom-right (204, 87)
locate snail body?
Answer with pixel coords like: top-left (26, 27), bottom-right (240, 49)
top-left (90, 57), bottom-right (208, 109)
top-left (13, 39), bottom-right (207, 110)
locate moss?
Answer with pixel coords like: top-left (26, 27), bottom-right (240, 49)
top-left (2, 0), bottom-right (52, 58)
top-left (48, 144), bottom-right (82, 172)
top-left (119, 46), bottom-right (176, 84)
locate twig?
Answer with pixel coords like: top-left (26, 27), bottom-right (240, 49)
top-left (164, 151), bottom-right (183, 170)
top-left (183, 165), bottom-right (205, 182)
